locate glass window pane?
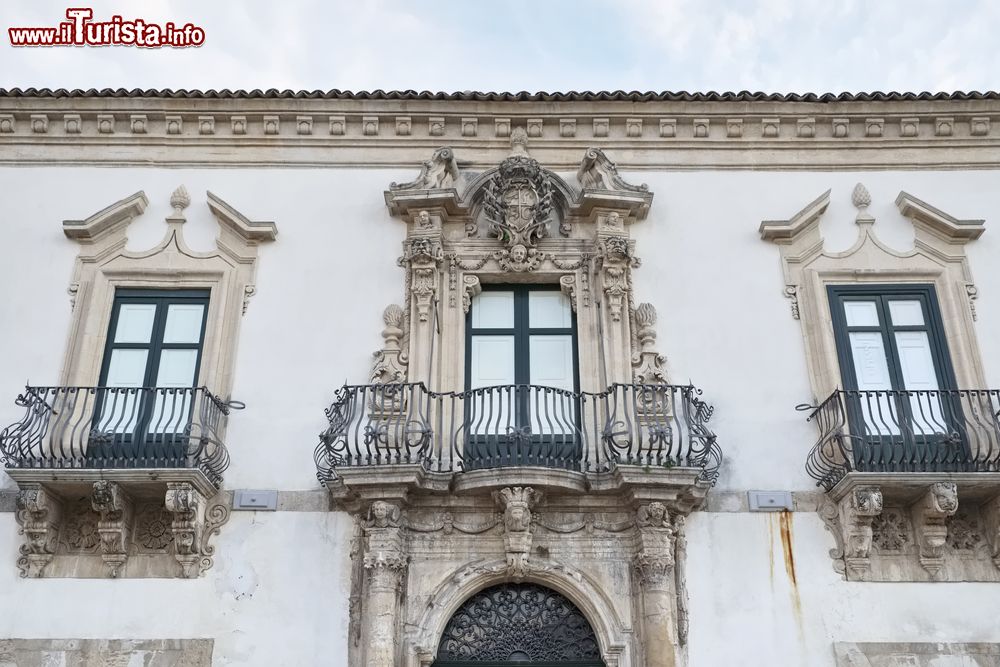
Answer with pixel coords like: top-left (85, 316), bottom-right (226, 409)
top-left (155, 349), bottom-right (199, 387)
top-left (163, 304), bottom-right (205, 343)
top-left (889, 300), bottom-right (925, 327)
top-left (529, 335), bottom-right (575, 390)
top-left (469, 336), bottom-right (515, 387)
top-left (113, 304), bottom-right (156, 343)
top-left (894, 332), bottom-right (939, 390)
top-left (528, 291), bottom-right (572, 329)
top-left (471, 291), bottom-right (514, 329)
top-left (105, 349), bottom-right (149, 387)
top-left (843, 301), bottom-right (880, 327)
top-left (848, 332), bottom-right (891, 391)
top-left (469, 336), bottom-right (515, 435)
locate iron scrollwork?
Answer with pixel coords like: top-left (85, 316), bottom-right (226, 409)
top-left (435, 583), bottom-right (602, 663)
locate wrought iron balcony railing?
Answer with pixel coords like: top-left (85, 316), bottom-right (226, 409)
top-left (314, 382), bottom-right (721, 484)
top-left (0, 386), bottom-right (236, 488)
top-left (803, 389), bottom-right (1000, 491)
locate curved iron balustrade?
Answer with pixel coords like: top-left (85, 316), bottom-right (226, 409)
top-left (803, 389), bottom-right (1000, 491)
top-left (0, 386), bottom-right (235, 488)
top-left (315, 382), bottom-right (721, 484)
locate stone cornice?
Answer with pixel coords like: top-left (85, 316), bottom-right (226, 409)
top-left (0, 95), bottom-right (998, 169)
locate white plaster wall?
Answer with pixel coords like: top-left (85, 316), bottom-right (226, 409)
top-left (0, 510), bottom-right (354, 665)
top-left (1, 166), bottom-right (999, 665)
top-left (686, 511), bottom-right (1000, 667)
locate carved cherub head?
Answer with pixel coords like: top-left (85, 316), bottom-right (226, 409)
top-left (368, 500), bottom-right (401, 529)
top-left (510, 244), bottom-right (527, 264)
top-left (637, 501), bottom-right (671, 528)
top-left (495, 487), bottom-right (541, 533)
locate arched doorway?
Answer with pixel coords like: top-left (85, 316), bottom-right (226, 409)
top-left (432, 582), bottom-right (606, 666)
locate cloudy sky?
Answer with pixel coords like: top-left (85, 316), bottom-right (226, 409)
top-left (1, 0), bottom-right (997, 93)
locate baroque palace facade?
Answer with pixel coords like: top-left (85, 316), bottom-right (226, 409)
top-left (0, 89), bottom-right (999, 667)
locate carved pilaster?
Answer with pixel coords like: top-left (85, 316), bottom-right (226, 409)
top-left (673, 514), bottom-right (690, 647)
top-left (362, 501), bottom-right (408, 667)
top-left (634, 502), bottom-right (680, 667)
top-left (15, 485), bottom-right (63, 578)
top-left (981, 495), bottom-right (1000, 571)
top-left (911, 482), bottom-right (958, 576)
top-left (164, 482), bottom-right (206, 579)
top-left (494, 487), bottom-right (541, 581)
top-left (820, 485), bottom-right (883, 579)
top-left (91, 480), bottom-right (133, 578)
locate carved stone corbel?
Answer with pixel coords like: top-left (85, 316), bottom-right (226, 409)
top-left (91, 480), bottom-right (133, 578)
top-left (494, 486), bottom-right (541, 580)
top-left (559, 274), bottom-right (578, 312)
top-left (911, 482), bottom-right (958, 576)
top-left (15, 485), bottom-right (62, 578)
top-left (634, 502), bottom-right (675, 586)
top-left (462, 275), bottom-right (481, 314)
top-left (820, 485), bottom-right (883, 579)
top-left (981, 495), bottom-right (1000, 571)
top-left (362, 501), bottom-right (408, 667)
top-left (370, 304), bottom-right (408, 384)
top-left (164, 482), bottom-right (206, 578)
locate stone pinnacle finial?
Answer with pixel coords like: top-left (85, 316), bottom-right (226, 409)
top-left (510, 126), bottom-right (529, 156)
top-left (851, 183), bottom-right (874, 224)
top-left (169, 185), bottom-right (191, 219)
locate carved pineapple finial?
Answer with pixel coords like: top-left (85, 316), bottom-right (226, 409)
top-left (635, 302), bottom-right (657, 328)
top-left (851, 183), bottom-right (874, 224)
top-left (170, 185), bottom-right (191, 213)
top-left (382, 304), bottom-right (404, 328)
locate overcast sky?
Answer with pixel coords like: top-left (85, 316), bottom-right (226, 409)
top-left (1, 0), bottom-right (998, 93)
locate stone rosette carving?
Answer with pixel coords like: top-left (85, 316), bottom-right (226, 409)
top-left (982, 495), bottom-right (1000, 570)
top-left (946, 509), bottom-right (984, 551)
top-left (872, 508), bottom-right (910, 552)
top-left (62, 499), bottom-right (100, 552)
top-left (494, 486), bottom-right (542, 580)
top-left (135, 504), bottom-right (175, 551)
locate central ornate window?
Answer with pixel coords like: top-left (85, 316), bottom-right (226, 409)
top-left (316, 135), bottom-right (721, 667)
top-left (465, 286), bottom-right (579, 468)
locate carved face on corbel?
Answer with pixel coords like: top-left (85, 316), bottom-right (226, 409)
top-left (368, 500), bottom-right (402, 529)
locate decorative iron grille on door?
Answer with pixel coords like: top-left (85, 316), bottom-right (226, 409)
top-left (433, 583), bottom-right (605, 666)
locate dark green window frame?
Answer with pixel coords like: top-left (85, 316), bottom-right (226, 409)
top-left (464, 284), bottom-right (580, 394)
top-left (827, 283), bottom-right (957, 393)
top-left (98, 288), bottom-right (211, 390)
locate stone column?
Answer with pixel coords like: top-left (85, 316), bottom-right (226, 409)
top-left (362, 501), bottom-right (408, 667)
top-left (634, 502), bottom-right (679, 667)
